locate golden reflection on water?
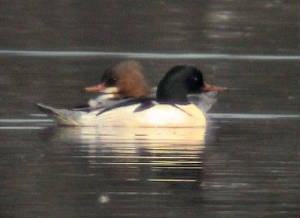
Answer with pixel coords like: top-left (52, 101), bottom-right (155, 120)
top-left (51, 127), bottom-right (206, 183)
top-left (52, 126), bottom-right (205, 150)
top-left (54, 126), bottom-right (204, 140)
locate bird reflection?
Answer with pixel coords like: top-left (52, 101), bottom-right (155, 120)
top-left (54, 126), bottom-right (204, 141)
top-left (48, 127), bottom-right (206, 191)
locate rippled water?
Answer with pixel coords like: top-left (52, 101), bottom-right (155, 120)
top-left (1, 117), bottom-right (299, 218)
top-left (1, 0), bottom-right (299, 218)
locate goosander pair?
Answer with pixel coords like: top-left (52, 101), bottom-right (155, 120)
top-left (37, 62), bottom-right (225, 127)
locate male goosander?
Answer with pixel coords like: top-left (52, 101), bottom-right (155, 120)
top-left (37, 65), bottom-right (225, 127)
top-left (84, 60), bottom-right (150, 107)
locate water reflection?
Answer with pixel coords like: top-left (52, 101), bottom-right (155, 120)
top-left (35, 126), bottom-right (205, 217)
top-left (52, 126), bottom-right (205, 145)
top-left (49, 126), bottom-right (205, 184)
top-left (3, 120), bottom-right (298, 218)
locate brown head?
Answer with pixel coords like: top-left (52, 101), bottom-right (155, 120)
top-left (85, 60), bottom-right (150, 98)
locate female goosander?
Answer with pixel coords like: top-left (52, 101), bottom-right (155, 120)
top-left (38, 65), bottom-right (225, 127)
top-left (84, 60), bottom-right (150, 107)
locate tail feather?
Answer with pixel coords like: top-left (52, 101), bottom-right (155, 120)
top-left (36, 103), bottom-right (82, 126)
top-left (37, 103), bottom-right (61, 115)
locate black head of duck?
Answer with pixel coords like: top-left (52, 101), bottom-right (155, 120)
top-left (156, 65), bottom-right (226, 104)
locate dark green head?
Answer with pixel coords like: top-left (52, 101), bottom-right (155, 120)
top-left (156, 65), bottom-right (206, 104)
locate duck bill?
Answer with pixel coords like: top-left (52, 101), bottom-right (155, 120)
top-left (85, 83), bottom-right (106, 92)
top-left (201, 83), bottom-right (227, 92)
top-left (85, 84), bottom-right (120, 95)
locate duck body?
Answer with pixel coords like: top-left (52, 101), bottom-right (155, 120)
top-left (38, 100), bottom-right (206, 128)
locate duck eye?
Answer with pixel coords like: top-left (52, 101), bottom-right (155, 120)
top-left (105, 77), bottom-right (117, 87)
top-left (192, 76), bottom-right (199, 82)
top-left (186, 74), bottom-right (203, 92)
top-left (190, 75), bottom-right (201, 85)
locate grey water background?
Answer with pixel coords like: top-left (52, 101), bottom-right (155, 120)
top-left (0, 1), bottom-right (299, 218)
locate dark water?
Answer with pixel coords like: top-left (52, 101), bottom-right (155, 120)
top-left (0, 1), bottom-right (299, 218)
top-left (0, 120), bottom-right (299, 218)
